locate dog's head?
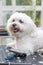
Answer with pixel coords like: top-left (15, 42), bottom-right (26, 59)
top-left (7, 12), bottom-right (37, 38)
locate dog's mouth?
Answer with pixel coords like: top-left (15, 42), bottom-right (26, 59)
top-left (13, 28), bottom-right (19, 33)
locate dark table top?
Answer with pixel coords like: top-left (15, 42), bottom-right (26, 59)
top-left (0, 45), bottom-right (43, 65)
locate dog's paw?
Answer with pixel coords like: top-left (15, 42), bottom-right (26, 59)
top-left (6, 42), bottom-right (15, 49)
top-left (7, 43), bottom-right (12, 49)
top-left (6, 42), bottom-right (17, 50)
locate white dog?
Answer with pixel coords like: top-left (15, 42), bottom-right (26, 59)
top-left (6, 12), bottom-right (43, 55)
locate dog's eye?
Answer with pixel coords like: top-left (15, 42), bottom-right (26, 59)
top-left (12, 19), bottom-right (15, 22)
top-left (19, 20), bottom-right (23, 23)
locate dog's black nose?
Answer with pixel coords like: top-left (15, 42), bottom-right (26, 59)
top-left (12, 24), bottom-right (16, 27)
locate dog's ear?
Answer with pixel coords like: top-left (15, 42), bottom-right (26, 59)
top-left (27, 21), bottom-right (38, 37)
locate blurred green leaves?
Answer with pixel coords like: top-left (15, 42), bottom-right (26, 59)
top-left (35, 11), bottom-right (41, 23)
top-left (36, 0), bottom-right (41, 5)
top-left (6, 0), bottom-right (12, 5)
top-left (16, 0), bottom-right (41, 5)
top-left (16, 0), bottom-right (32, 5)
top-left (6, 0), bottom-right (41, 6)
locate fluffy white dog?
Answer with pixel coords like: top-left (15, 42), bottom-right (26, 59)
top-left (6, 12), bottom-right (43, 55)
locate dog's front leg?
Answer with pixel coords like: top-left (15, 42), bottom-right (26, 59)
top-left (6, 41), bottom-right (17, 50)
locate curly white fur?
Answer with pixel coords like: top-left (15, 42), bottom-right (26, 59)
top-left (6, 12), bottom-right (43, 55)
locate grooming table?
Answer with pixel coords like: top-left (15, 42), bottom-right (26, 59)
top-left (0, 45), bottom-right (43, 65)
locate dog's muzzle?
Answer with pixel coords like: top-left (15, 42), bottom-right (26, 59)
top-left (12, 24), bottom-right (20, 33)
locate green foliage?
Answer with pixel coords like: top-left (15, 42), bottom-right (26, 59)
top-left (16, 0), bottom-right (32, 5)
top-left (36, 0), bottom-right (41, 5)
top-left (6, 0), bottom-right (12, 5)
top-left (16, 0), bottom-right (41, 5)
top-left (35, 11), bottom-right (41, 23)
